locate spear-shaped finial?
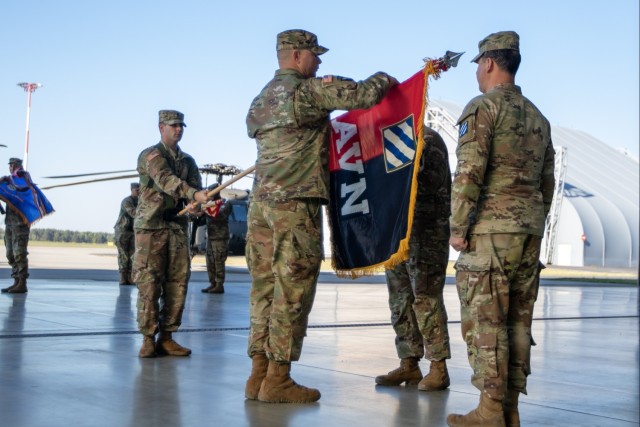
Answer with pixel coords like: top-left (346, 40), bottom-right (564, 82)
top-left (422, 51), bottom-right (464, 79)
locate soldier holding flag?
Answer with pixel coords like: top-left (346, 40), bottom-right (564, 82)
top-left (1, 158), bottom-right (31, 294)
top-left (244, 29), bottom-right (397, 404)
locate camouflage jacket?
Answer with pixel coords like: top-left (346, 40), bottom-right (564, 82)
top-left (206, 201), bottom-right (231, 240)
top-left (5, 205), bottom-right (28, 227)
top-left (451, 83), bottom-right (555, 238)
top-left (114, 195), bottom-right (138, 233)
top-left (134, 142), bottom-right (202, 231)
top-left (410, 127), bottom-right (451, 244)
top-left (246, 68), bottom-right (394, 203)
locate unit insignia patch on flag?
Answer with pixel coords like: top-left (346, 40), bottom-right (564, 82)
top-left (383, 115), bottom-right (416, 173)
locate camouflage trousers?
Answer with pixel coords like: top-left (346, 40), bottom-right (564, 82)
top-left (245, 199), bottom-right (323, 362)
top-left (4, 224), bottom-right (30, 279)
top-left (133, 228), bottom-right (190, 337)
top-left (114, 230), bottom-right (135, 275)
top-left (454, 233), bottom-right (541, 400)
top-left (206, 238), bottom-right (229, 286)
top-left (385, 240), bottom-right (451, 362)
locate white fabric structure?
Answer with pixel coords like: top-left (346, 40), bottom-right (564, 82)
top-left (427, 99), bottom-right (639, 268)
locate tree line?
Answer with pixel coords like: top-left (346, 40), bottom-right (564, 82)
top-left (0, 228), bottom-right (113, 244)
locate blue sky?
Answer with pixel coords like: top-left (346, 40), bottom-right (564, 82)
top-left (1, 0), bottom-right (638, 233)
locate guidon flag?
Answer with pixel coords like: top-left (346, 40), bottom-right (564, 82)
top-left (327, 54), bottom-right (460, 277)
top-left (0, 172), bottom-right (55, 225)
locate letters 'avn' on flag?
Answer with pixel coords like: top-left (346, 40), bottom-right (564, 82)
top-left (0, 174), bottom-right (55, 225)
top-left (328, 66), bottom-right (429, 278)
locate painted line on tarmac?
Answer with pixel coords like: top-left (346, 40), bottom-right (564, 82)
top-left (0, 315), bottom-right (637, 339)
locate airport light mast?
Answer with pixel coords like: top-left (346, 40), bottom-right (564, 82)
top-left (17, 82), bottom-right (43, 170)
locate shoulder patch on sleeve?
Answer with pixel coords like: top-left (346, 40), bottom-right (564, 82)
top-left (456, 103), bottom-right (480, 144)
top-left (322, 75), bottom-right (335, 84)
top-left (146, 150), bottom-right (160, 162)
top-left (459, 120), bottom-right (469, 138)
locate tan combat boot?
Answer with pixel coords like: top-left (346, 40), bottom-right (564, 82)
top-left (156, 332), bottom-right (192, 356)
top-left (201, 284), bottom-right (216, 293)
top-left (375, 357), bottom-right (423, 386)
top-left (447, 392), bottom-right (506, 427)
top-left (245, 353), bottom-right (269, 400)
top-left (257, 361), bottom-right (321, 403)
top-left (503, 389), bottom-right (520, 427)
top-left (7, 278), bottom-right (27, 294)
top-left (138, 336), bottom-right (156, 358)
top-left (418, 359), bottom-right (450, 391)
top-left (1, 278), bottom-right (19, 293)
top-left (207, 283), bottom-right (225, 294)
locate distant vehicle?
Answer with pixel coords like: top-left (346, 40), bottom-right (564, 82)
top-left (191, 188), bottom-right (249, 256)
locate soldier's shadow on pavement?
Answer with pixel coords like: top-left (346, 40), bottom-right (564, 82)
top-left (375, 384), bottom-right (451, 426)
top-left (244, 398), bottom-right (320, 427)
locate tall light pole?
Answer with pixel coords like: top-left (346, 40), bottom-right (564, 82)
top-left (17, 82), bottom-right (43, 170)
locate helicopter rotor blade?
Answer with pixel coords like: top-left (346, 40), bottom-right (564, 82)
top-left (41, 173), bottom-right (139, 190)
top-left (43, 169), bottom-right (136, 179)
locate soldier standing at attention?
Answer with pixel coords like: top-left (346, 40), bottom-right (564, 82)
top-left (244, 29), bottom-right (398, 404)
top-left (114, 182), bottom-right (139, 286)
top-left (446, 32), bottom-right (555, 427)
top-left (1, 158), bottom-right (31, 294)
top-left (134, 110), bottom-right (210, 358)
top-left (201, 183), bottom-right (232, 294)
top-left (375, 127), bottom-right (452, 392)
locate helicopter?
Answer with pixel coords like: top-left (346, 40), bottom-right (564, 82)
top-left (190, 163), bottom-right (249, 256)
top-left (42, 162), bottom-right (251, 255)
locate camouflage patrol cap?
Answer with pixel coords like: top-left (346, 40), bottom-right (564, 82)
top-left (130, 182), bottom-right (140, 189)
top-left (276, 29), bottom-right (328, 55)
top-left (8, 158), bottom-right (22, 166)
top-left (158, 110), bottom-right (187, 127)
top-left (471, 31), bottom-right (520, 63)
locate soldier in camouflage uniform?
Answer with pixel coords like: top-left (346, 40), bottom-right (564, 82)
top-left (114, 182), bottom-right (139, 285)
top-left (447, 32), bottom-right (555, 427)
top-left (133, 110), bottom-right (211, 358)
top-left (244, 29), bottom-right (397, 404)
top-left (201, 183), bottom-right (231, 294)
top-left (1, 158), bottom-right (31, 294)
top-left (375, 127), bottom-right (452, 392)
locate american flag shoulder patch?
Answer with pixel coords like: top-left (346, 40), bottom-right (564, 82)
top-left (146, 150), bottom-right (160, 162)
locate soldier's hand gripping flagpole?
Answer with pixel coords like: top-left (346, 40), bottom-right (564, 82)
top-left (178, 165), bottom-right (255, 216)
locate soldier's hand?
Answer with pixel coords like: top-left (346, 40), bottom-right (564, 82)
top-left (449, 237), bottom-right (468, 252)
top-left (185, 202), bottom-right (200, 215)
top-left (193, 190), bottom-right (209, 203)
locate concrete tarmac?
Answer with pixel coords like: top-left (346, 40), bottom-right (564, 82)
top-left (0, 245), bottom-right (638, 427)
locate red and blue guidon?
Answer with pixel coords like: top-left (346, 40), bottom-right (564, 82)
top-left (328, 68), bottom-right (428, 277)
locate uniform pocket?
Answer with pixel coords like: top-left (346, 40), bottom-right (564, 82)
top-left (473, 332), bottom-right (498, 378)
top-left (454, 253), bottom-right (492, 307)
top-left (134, 232), bottom-right (152, 270)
